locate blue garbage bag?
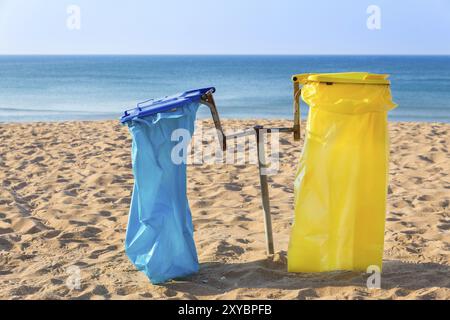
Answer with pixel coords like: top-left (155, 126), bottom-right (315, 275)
top-left (124, 103), bottom-right (199, 284)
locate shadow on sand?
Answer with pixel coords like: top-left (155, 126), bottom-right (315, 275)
top-left (162, 252), bottom-right (449, 297)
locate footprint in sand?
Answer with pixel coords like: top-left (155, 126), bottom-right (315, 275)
top-left (116, 286), bottom-right (138, 296)
top-left (43, 230), bottom-right (61, 239)
top-left (68, 220), bottom-right (88, 227)
top-left (92, 285), bottom-right (110, 297)
top-left (0, 238), bottom-right (13, 251)
top-left (236, 238), bottom-right (251, 244)
top-left (418, 155), bottom-right (434, 163)
top-left (80, 226), bottom-right (102, 238)
top-left (0, 227), bottom-right (14, 235)
top-left (50, 278), bottom-right (64, 285)
top-left (98, 210), bottom-right (112, 217)
top-left (9, 285), bottom-right (40, 297)
top-left (13, 181), bottom-right (27, 191)
top-left (216, 240), bottom-right (245, 258)
top-left (224, 183), bottom-right (243, 192)
top-left (417, 194), bottom-right (433, 201)
top-left (296, 288), bottom-right (319, 300)
top-left (13, 219), bottom-right (48, 235)
top-left (88, 245), bottom-right (118, 259)
top-left (30, 156), bottom-right (45, 164)
top-left (437, 221), bottom-right (450, 231)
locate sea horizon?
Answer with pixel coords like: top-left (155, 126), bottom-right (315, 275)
top-left (1, 53), bottom-right (450, 56)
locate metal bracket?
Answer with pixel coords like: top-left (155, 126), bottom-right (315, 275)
top-left (200, 91), bottom-right (227, 151)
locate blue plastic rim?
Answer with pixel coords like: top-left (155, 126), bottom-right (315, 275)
top-left (120, 87), bottom-right (216, 124)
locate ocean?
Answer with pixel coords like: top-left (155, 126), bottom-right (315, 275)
top-left (0, 55), bottom-right (449, 123)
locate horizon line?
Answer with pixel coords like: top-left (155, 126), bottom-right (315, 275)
top-left (1, 53), bottom-right (450, 57)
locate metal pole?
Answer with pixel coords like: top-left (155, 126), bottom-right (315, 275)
top-left (254, 126), bottom-right (274, 256)
top-left (201, 92), bottom-right (227, 151)
top-left (293, 81), bottom-right (301, 141)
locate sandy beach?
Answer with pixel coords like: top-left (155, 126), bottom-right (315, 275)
top-left (0, 119), bottom-right (448, 300)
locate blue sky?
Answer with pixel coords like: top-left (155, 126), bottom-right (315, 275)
top-left (0, 0), bottom-right (449, 54)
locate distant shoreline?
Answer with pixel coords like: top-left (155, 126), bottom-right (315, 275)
top-left (1, 54), bottom-right (450, 57)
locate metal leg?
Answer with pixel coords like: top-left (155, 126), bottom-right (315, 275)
top-left (254, 126), bottom-right (274, 256)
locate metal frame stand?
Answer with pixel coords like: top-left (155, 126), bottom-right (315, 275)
top-left (199, 87), bottom-right (302, 257)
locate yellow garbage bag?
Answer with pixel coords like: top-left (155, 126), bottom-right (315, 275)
top-left (288, 72), bottom-right (397, 273)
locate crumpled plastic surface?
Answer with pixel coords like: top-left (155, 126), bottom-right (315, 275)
top-left (288, 80), bottom-right (397, 273)
top-left (125, 103), bottom-right (199, 284)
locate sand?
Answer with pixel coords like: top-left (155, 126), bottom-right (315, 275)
top-left (0, 119), bottom-right (448, 300)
